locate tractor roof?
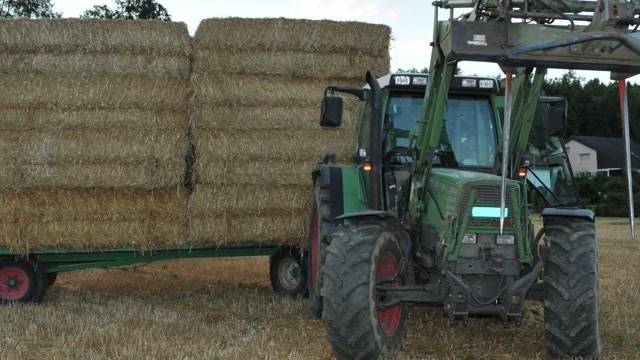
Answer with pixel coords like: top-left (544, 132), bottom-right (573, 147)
top-left (365, 73), bottom-right (499, 94)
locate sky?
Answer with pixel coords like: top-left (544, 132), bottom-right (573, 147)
top-left (52, 0), bottom-right (636, 83)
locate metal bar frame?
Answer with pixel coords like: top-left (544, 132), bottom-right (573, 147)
top-left (0, 245), bottom-right (282, 273)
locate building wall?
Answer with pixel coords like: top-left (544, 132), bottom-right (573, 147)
top-left (565, 140), bottom-right (597, 175)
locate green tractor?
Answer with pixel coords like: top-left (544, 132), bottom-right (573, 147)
top-left (308, 1), bottom-right (640, 358)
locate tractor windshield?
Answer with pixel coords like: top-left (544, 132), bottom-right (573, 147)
top-left (384, 93), bottom-right (424, 148)
top-left (383, 94), bottom-right (497, 169)
top-left (434, 96), bottom-right (497, 168)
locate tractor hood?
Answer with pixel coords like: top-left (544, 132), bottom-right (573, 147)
top-left (426, 168), bottom-right (521, 221)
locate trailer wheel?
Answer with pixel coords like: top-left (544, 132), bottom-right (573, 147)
top-left (543, 216), bottom-right (601, 359)
top-left (307, 182), bottom-right (332, 318)
top-left (322, 220), bottom-right (407, 360)
top-left (0, 259), bottom-right (47, 304)
top-left (270, 248), bottom-right (306, 297)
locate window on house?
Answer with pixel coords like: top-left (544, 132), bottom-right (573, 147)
top-left (579, 153), bottom-right (591, 163)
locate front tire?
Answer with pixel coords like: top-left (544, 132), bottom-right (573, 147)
top-left (322, 220), bottom-right (407, 360)
top-left (543, 216), bottom-right (601, 359)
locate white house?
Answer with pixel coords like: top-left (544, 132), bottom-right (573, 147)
top-left (565, 136), bottom-right (640, 176)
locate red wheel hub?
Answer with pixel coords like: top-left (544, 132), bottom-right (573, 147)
top-left (376, 252), bottom-right (402, 337)
top-left (0, 266), bottom-right (30, 301)
top-left (310, 212), bottom-right (320, 288)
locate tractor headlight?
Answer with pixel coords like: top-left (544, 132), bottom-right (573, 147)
top-left (394, 76), bottom-right (411, 86)
top-left (479, 79), bottom-right (494, 89)
top-left (462, 233), bottom-right (477, 244)
top-left (413, 76), bottom-right (428, 85)
top-left (496, 234), bottom-right (515, 245)
top-left (461, 78), bottom-right (477, 88)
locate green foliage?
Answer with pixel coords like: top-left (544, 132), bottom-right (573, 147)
top-left (82, 0), bottom-right (171, 21)
top-left (544, 71), bottom-right (640, 144)
top-left (0, 0), bottom-right (60, 18)
top-left (396, 67), bottom-right (428, 74)
top-left (575, 173), bottom-right (640, 217)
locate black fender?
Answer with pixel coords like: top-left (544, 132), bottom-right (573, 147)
top-left (541, 208), bottom-right (595, 222)
top-left (312, 162), bottom-right (345, 224)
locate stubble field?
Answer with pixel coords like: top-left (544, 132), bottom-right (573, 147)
top-left (0, 218), bottom-right (638, 359)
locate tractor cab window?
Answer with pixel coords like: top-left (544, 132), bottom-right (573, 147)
top-left (524, 103), bottom-right (579, 207)
top-left (384, 93), bottom-right (424, 148)
top-left (434, 96), bottom-right (497, 168)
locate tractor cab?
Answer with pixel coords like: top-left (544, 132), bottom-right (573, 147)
top-left (358, 73), bottom-right (505, 221)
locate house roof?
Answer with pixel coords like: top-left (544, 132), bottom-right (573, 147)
top-left (567, 135), bottom-right (640, 169)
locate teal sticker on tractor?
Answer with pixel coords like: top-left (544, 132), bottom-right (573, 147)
top-left (472, 207), bottom-right (508, 218)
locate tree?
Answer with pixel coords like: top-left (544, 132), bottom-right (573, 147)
top-left (82, 0), bottom-right (171, 21)
top-left (0, 0), bottom-right (60, 18)
top-left (396, 67), bottom-right (428, 74)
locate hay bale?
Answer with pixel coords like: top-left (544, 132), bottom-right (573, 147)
top-left (191, 102), bottom-right (359, 131)
top-left (188, 214), bottom-right (306, 247)
top-left (0, 19), bottom-right (191, 56)
top-left (0, 129), bottom-right (187, 163)
top-left (0, 75), bottom-right (190, 111)
top-left (194, 50), bottom-right (388, 80)
top-left (193, 128), bottom-right (353, 162)
top-left (0, 161), bottom-right (185, 190)
top-left (188, 184), bottom-right (309, 217)
top-left (0, 189), bottom-right (188, 252)
top-left (0, 109), bottom-right (187, 131)
top-left (0, 53), bottom-right (190, 79)
top-left (195, 159), bottom-right (316, 186)
top-left (194, 18), bottom-right (390, 58)
top-left (193, 74), bottom-right (335, 107)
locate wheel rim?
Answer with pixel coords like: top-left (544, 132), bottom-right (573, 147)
top-left (0, 265), bottom-right (30, 301)
top-left (278, 257), bottom-right (302, 291)
top-left (376, 252), bottom-right (402, 337)
top-left (310, 211), bottom-right (320, 289)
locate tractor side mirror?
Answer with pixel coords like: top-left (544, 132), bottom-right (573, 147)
top-left (547, 104), bottom-right (566, 137)
top-left (320, 96), bottom-right (343, 128)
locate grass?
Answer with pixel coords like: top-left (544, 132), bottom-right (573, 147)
top-left (0, 217), bottom-right (638, 359)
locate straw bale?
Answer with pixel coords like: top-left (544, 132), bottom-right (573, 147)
top-left (0, 109), bottom-right (187, 131)
top-left (193, 128), bottom-right (353, 162)
top-left (0, 53), bottom-right (190, 79)
top-left (195, 159), bottom-right (316, 186)
top-left (191, 102), bottom-right (360, 131)
top-left (0, 161), bottom-right (185, 189)
top-left (192, 74), bottom-right (360, 107)
top-left (0, 129), bottom-right (187, 164)
top-left (193, 49), bottom-right (388, 80)
top-left (0, 19), bottom-right (191, 56)
top-left (0, 75), bottom-right (190, 111)
top-left (188, 214), bottom-right (306, 247)
top-left (0, 188), bottom-right (188, 252)
top-left (188, 184), bottom-right (309, 217)
top-left (194, 18), bottom-right (390, 58)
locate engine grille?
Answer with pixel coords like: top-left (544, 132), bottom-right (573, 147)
top-left (458, 183), bottom-right (519, 228)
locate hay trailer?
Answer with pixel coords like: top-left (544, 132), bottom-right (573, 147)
top-left (0, 245), bottom-right (306, 303)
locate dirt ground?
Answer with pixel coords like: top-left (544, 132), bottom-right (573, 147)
top-left (1, 218), bottom-right (638, 359)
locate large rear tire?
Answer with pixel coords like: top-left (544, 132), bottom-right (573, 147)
top-left (307, 182), bottom-right (332, 319)
top-left (543, 217), bottom-right (601, 359)
top-left (322, 220), bottom-right (407, 360)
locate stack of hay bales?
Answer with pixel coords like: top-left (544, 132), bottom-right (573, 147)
top-left (0, 20), bottom-right (191, 252)
top-left (190, 18), bottom-right (391, 247)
